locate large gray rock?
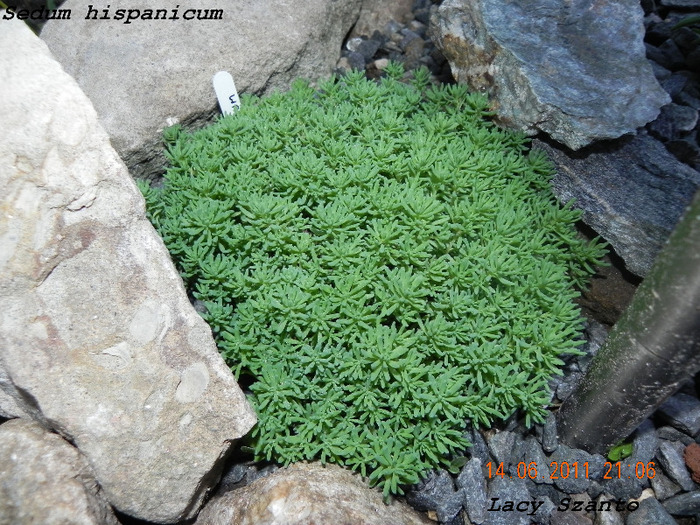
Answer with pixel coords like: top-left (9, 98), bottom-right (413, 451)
top-left (429, 0), bottom-right (670, 150)
top-left (195, 462), bottom-right (433, 525)
top-left (0, 20), bottom-right (256, 523)
top-left (535, 134), bottom-right (700, 277)
top-left (40, 0), bottom-right (362, 179)
top-left (0, 419), bottom-right (119, 525)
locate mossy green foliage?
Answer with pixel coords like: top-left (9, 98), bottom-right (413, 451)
top-left (139, 63), bottom-right (606, 499)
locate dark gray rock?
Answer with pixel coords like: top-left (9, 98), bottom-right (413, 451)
top-left (542, 412), bottom-right (559, 454)
top-left (659, 0), bottom-right (700, 7)
top-left (484, 477), bottom-right (531, 525)
top-left (657, 393), bottom-right (700, 436)
top-left (344, 51), bottom-right (367, 70)
top-left (584, 453), bottom-right (611, 485)
top-left (527, 477), bottom-right (564, 505)
top-left (548, 444), bottom-right (598, 494)
top-left (406, 469), bottom-right (464, 522)
top-left (399, 29), bottom-right (425, 68)
top-left (356, 38), bottom-right (382, 61)
top-left (457, 458), bottom-right (488, 524)
top-left (488, 431), bottom-right (517, 466)
top-left (663, 74), bottom-right (693, 103)
top-left (532, 496), bottom-right (556, 524)
top-left (469, 427), bottom-right (492, 465)
top-left (647, 39), bottom-right (689, 70)
top-left (592, 493), bottom-right (624, 525)
top-left (657, 425), bottom-right (696, 446)
top-left (671, 26), bottom-right (700, 55)
top-left (414, 7), bottom-right (431, 25)
top-left (517, 436), bottom-right (553, 485)
top-left (640, 0), bottom-right (656, 13)
top-left (651, 61), bottom-right (673, 81)
top-left (657, 440), bottom-right (696, 491)
top-left (509, 433), bottom-right (527, 468)
top-left (662, 490), bottom-right (700, 515)
top-left (550, 508), bottom-right (593, 525)
top-left (628, 419), bottom-right (660, 467)
top-left (666, 137), bottom-right (700, 167)
top-left (651, 470), bottom-right (683, 501)
top-left (430, 0), bottom-right (670, 150)
top-left (535, 133), bottom-right (700, 277)
top-left (676, 90), bottom-right (700, 110)
top-left (599, 476), bottom-right (644, 502)
top-left (577, 321), bottom-right (608, 375)
top-left (587, 480), bottom-right (606, 501)
top-left (679, 70), bottom-right (700, 99)
top-left (556, 370), bottom-right (584, 402)
top-left (686, 47), bottom-right (700, 72)
top-left (646, 16), bottom-right (675, 45)
top-left (626, 497), bottom-right (677, 525)
top-left (649, 103), bottom-right (699, 141)
top-left (214, 462), bottom-right (280, 494)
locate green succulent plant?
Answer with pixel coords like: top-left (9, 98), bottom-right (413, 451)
top-left (138, 63), bottom-right (606, 500)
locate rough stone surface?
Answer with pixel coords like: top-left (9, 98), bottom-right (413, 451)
top-left (684, 442), bottom-right (700, 484)
top-left (535, 134), bottom-right (700, 277)
top-left (541, 412), bottom-right (559, 453)
top-left (195, 462), bottom-right (433, 525)
top-left (0, 419), bottom-right (119, 525)
top-left (550, 503), bottom-right (593, 525)
top-left (488, 430), bottom-right (516, 466)
top-left (659, 0), bottom-right (700, 7)
top-left (429, 0), bottom-right (670, 150)
top-left (657, 440), bottom-right (696, 492)
top-left (456, 458), bottom-right (488, 524)
top-left (406, 469), bottom-right (464, 522)
top-left (592, 493), bottom-right (624, 525)
top-left (0, 20), bottom-right (256, 523)
top-left (658, 393), bottom-right (700, 436)
top-left (349, 0), bottom-right (414, 40)
top-left (626, 496), bottom-right (677, 525)
top-left (651, 471), bottom-right (683, 501)
top-left (662, 489), bottom-right (700, 515)
top-left (485, 477), bottom-right (530, 525)
top-left (519, 436), bottom-right (553, 485)
top-left (40, 0), bottom-right (363, 180)
top-left (628, 419), bottom-right (660, 467)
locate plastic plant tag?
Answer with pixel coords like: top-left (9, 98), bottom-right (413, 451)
top-left (213, 71), bottom-right (240, 116)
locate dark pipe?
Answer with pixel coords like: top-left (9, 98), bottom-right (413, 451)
top-left (557, 188), bottom-right (700, 454)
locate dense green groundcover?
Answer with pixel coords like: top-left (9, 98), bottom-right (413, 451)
top-left (138, 63), bottom-right (606, 499)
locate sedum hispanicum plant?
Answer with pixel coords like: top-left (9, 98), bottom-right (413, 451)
top-left (138, 62), bottom-right (606, 500)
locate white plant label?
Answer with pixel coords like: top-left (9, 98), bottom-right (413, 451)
top-left (213, 71), bottom-right (240, 115)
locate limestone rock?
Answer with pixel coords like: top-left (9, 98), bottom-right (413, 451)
top-left (40, 0), bottom-right (362, 179)
top-left (195, 462), bottom-right (433, 525)
top-left (0, 419), bottom-right (119, 525)
top-left (534, 134), bottom-right (700, 277)
top-left (0, 20), bottom-right (256, 523)
top-left (429, 0), bottom-right (670, 150)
